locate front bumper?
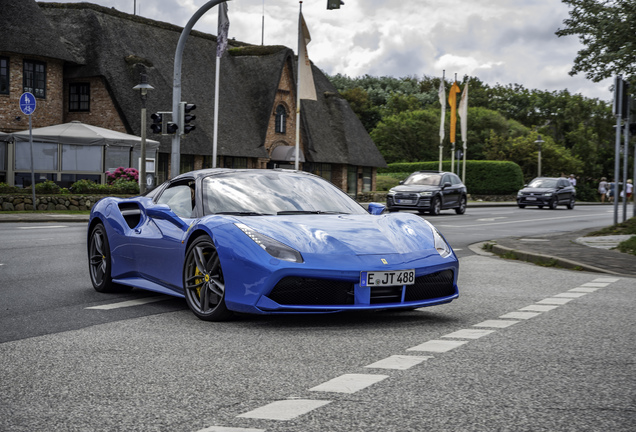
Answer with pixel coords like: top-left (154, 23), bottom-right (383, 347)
top-left (386, 195), bottom-right (432, 211)
top-left (517, 195), bottom-right (552, 206)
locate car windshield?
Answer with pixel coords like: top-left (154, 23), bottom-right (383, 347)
top-left (403, 173), bottom-right (442, 186)
top-left (202, 171), bottom-right (368, 216)
top-left (528, 179), bottom-right (557, 188)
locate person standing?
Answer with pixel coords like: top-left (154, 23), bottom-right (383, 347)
top-left (626, 179), bottom-right (633, 202)
top-left (598, 177), bottom-right (608, 203)
top-left (568, 174), bottom-right (577, 186)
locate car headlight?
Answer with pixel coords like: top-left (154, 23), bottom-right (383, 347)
top-left (235, 223), bottom-right (303, 263)
top-left (419, 191), bottom-right (433, 196)
top-left (543, 192), bottom-right (553, 196)
top-left (388, 190), bottom-right (396, 196)
top-left (423, 220), bottom-right (452, 258)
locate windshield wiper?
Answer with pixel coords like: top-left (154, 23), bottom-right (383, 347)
top-left (214, 211), bottom-right (273, 216)
top-left (277, 210), bottom-right (348, 215)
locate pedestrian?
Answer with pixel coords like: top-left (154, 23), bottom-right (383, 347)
top-left (598, 177), bottom-right (608, 203)
top-left (608, 180), bottom-right (615, 202)
top-left (568, 174), bottom-right (577, 186)
top-left (627, 179), bottom-right (633, 202)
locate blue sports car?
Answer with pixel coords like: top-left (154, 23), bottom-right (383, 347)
top-left (88, 169), bottom-right (459, 321)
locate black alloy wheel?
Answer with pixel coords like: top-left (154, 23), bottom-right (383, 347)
top-left (429, 196), bottom-right (441, 215)
top-left (455, 196), bottom-right (466, 214)
top-left (183, 235), bottom-right (233, 321)
top-left (549, 198), bottom-right (558, 210)
top-left (518, 204), bottom-right (526, 209)
top-left (567, 197), bottom-right (576, 209)
top-left (88, 223), bottom-right (130, 293)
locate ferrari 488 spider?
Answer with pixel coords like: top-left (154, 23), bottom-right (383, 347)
top-left (87, 169), bottom-right (459, 321)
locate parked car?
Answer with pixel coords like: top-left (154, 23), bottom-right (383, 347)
top-left (517, 177), bottom-right (576, 209)
top-left (386, 170), bottom-right (467, 215)
top-left (87, 169), bottom-right (459, 321)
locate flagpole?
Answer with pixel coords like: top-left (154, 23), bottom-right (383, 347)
top-left (438, 70), bottom-right (445, 171)
top-left (295, 1), bottom-right (303, 171)
top-left (212, 2), bottom-right (229, 168)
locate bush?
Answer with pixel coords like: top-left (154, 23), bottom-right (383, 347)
top-left (106, 167), bottom-right (139, 185)
top-left (111, 179), bottom-right (139, 195)
top-left (375, 175), bottom-right (401, 191)
top-left (34, 180), bottom-right (61, 194)
top-left (70, 179), bottom-right (99, 194)
top-left (378, 160), bottom-right (524, 195)
top-left (0, 182), bottom-right (21, 194)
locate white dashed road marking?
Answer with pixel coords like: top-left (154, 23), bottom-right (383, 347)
top-left (520, 304), bottom-right (560, 312)
top-left (86, 296), bottom-right (168, 310)
top-left (237, 399), bottom-right (331, 421)
top-left (473, 319), bottom-right (520, 328)
top-left (500, 311), bottom-right (541, 320)
top-left (309, 374), bottom-right (389, 394)
top-left (442, 329), bottom-right (495, 339)
top-left (203, 276), bottom-right (622, 430)
top-left (197, 426), bottom-right (265, 432)
top-left (365, 355), bottom-right (433, 370)
top-left (407, 339), bottom-right (468, 352)
top-left (17, 225), bottom-right (67, 229)
top-left (537, 297), bottom-right (573, 305)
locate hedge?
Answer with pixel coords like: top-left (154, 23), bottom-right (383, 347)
top-left (378, 160), bottom-right (524, 195)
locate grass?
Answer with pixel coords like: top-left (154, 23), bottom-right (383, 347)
top-left (0, 210), bottom-right (90, 215)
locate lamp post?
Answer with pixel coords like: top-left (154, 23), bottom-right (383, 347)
top-left (133, 72), bottom-right (154, 194)
top-left (535, 134), bottom-right (545, 177)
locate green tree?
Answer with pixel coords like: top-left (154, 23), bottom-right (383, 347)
top-left (556, 0), bottom-right (636, 82)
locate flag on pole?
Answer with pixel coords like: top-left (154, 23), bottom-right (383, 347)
top-left (438, 78), bottom-right (445, 144)
top-left (458, 82), bottom-right (468, 144)
top-left (216, 2), bottom-right (230, 58)
top-left (298, 11), bottom-right (317, 101)
top-left (448, 81), bottom-right (460, 144)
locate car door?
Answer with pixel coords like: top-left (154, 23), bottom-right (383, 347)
top-left (130, 178), bottom-right (196, 293)
top-left (557, 179), bottom-right (571, 203)
top-left (441, 174), bottom-right (459, 208)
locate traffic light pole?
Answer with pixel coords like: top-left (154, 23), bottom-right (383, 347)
top-left (170, 0), bottom-right (226, 179)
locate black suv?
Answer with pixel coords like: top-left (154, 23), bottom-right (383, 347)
top-left (517, 177), bottom-right (576, 209)
top-left (386, 171), bottom-right (467, 215)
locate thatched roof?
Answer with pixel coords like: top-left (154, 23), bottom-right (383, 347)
top-left (32, 1), bottom-right (386, 167)
top-left (0, 0), bottom-right (75, 62)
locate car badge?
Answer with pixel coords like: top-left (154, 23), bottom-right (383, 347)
top-left (381, 258), bottom-right (388, 264)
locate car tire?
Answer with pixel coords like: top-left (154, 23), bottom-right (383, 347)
top-left (88, 223), bottom-right (131, 293)
top-left (567, 197), bottom-right (576, 209)
top-left (183, 235), bottom-right (233, 321)
top-left (455, 196), bottom-right (466, 214)
top-left (549, 198), bottom-right (558, 210)
top-left (429, 197), bottom-right (441, 215)
top-left (518, 204), bottom-right (526, 209)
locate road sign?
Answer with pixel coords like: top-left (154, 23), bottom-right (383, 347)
top-left (19, 92), bottom-right (36, 115)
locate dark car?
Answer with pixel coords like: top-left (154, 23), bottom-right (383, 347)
top-left (517, 177), bottom-right (576, 209)
top-left (386, 170), bottom-right (467, 215)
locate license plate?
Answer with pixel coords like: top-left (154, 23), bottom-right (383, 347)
top-left (360, 270), bottom-right (415, 287)
top-left (526, 197), bottom-right (536, 201)
top-left (397, 199), bottom-right (414, 204)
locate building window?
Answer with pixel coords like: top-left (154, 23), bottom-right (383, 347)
top-left (180, 154), bottom-right (195, 174)
top-left (69, 83), bottom-right (90, 112)
top-left (23, 60), bottom-right (46, 98)
top-left (0, 57), bottom-right (9, 94)
top-left (362, 167), bottom-right (372, 192)
top-left (275, 105), bottom-right (287, 134)
top-left (224, 157), bottom-right (247, 169)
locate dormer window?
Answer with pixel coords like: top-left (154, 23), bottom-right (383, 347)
top-left (23, 60), bottom-right (46, 98)
top-left (275, 104), bottom-right (286, 134)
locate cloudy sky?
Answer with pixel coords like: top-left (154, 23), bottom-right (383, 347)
top-left (39, 0), bottom-right (614, 101)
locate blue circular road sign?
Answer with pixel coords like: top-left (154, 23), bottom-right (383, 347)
top-left (19, 92), bottom-right (37, 115)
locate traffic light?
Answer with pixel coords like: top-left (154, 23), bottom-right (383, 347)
top-left (327, 0), bottom-right (344, 9)
top-left (150, 113), bottom-right (164, 134)
top-left (180, 102), bottom-right (196, 135)
top-left (166, 121), bottom-right (178, 134)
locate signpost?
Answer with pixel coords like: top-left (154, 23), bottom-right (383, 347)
top-left (19, 92), bottom-right (36, 210)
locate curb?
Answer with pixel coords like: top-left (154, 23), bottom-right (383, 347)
top-left (488, 242), bottom-right (624, 275)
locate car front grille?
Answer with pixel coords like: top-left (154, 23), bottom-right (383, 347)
top-left (394, 193), bottom-right (419, 200)
top-left (266, 270), bottom-right (456, 306)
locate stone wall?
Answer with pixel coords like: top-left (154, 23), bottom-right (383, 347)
top-left (0, 195), bottom-right (104, 211)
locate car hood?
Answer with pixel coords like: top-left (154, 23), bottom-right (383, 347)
top-left (390, 185), bottom-right (439, 193)
top-left (519, 187), bottom-right (556, 193)
top-left (223, 213), bottom-right (439, 256)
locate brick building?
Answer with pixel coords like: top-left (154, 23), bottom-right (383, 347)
top-left (0, 0), bottom-right (386, 194)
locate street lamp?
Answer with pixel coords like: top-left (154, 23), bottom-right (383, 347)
top-left (133, 72), bottom-right (154, 194)
top-left (535, 134), bottom-right (545, 177)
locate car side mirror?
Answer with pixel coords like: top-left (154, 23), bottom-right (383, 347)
top-left (443, 182), bottom-right (452, 189)
top-left (146, 204), bottom-right (189, 231)
top-left (399, 180), bottom-right (404, 185)
top-left (367, 202), bottom-right (386, 215)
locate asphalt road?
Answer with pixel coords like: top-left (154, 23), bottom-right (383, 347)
top-left (1, 206), bottom-right (634, 431)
